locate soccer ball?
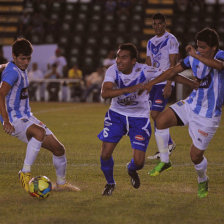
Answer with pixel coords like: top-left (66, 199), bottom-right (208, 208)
top-left (28, 176), bottom-right (52, 199)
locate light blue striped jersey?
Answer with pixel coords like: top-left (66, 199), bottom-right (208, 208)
top-left (0, 61), bottom-right (32, 123)
top-left (181, 50), bottom-right (224, 118)
top-left (103, 62), bottom-right (161, 117)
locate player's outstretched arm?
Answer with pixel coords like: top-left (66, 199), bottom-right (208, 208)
top-left (0, 82), bottom-right (15, 134)
top-left (143, 64), bottom-right (184, 93)
top-left (174, 75), bottom-right (199, 89)
top-left (101, 82), bottom-right (143, 99)
top-left (186, 45), bottom-right (224, 71)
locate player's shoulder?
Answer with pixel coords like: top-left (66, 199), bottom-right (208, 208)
top-left (3, 62), bottom-right (18, 75)
top-left (215, 49), bottom-right (224, 60)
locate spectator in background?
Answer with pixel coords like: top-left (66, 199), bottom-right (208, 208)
top-left (68, 64), bottom-right (84, 101)
top-left (48, 48), bottom-right (68, 101)
top-left (103, 50), bottom-right (116, 69)
top-left (81, 67), bottom-right (105, 102)
top-left (48, 48), bottom-right (67, 77)
top-left (28, 62), bottom-right (45, 101)
top-left (45, 63), bottom-right (60, 101)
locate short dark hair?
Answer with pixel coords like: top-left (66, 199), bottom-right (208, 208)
top-left (118, 43), bottom-right (138, 59)
top-left (152, 13), bottom-right (166, 22)
top-left (195, 27), bottom-right (219, 50)
top-left (12, 38), bottom-right (33, 57)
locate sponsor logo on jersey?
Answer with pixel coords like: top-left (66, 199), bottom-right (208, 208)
top-left (135, 135), bottom-right (145, 141)
top-left (198, 129), bottom-right (208, 137)
top-left (155, 99), bottom-right (163, 104)
top-left (176, 101), bottom-right (185, 106)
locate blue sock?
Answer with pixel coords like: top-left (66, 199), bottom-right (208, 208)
top-left (168, 135), bottom-right (173, 145)
top-left (100, 157), bottom-right (115, 184)
top-left (127, 158), bottom-right (143, 171)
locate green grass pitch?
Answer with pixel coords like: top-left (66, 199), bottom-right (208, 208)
top-left (0, 102), bottom-right (224, 224)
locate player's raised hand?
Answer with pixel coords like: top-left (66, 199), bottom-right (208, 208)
top-left (3, 121), bottom-right (15, 135)
top-left (186, 45), bottom-right (197, 57)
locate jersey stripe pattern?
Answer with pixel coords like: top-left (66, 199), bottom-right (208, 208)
top-left (181, 51), bottom-right (224, 118)
top-left (0, 62), bottom-right (31, 123)
top-left (103, 63), bottom-right (161, 118)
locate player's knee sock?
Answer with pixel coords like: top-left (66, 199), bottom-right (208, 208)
top-left (53, 154), bottom-right (67, 185)
top-left (194, 156), bottom-right (208, 183)
top-left (100, 157), bottom-right (115, 184)
top-left (127, 158), bottom-right (143, 171)
top-left (155, 128), bottom-right (169, 163)
top-left (22, 137), bottom-right (42, 173)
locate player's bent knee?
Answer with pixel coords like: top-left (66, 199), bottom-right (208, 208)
top-left (53, 144), bottom-right (65, 156)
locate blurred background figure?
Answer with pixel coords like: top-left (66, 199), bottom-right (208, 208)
top-left (105, 0), bottom-right (117, 15)
top-left (45, 63), bottom-right (60, 101)
top-left (68, 64), bottom-right (84, 101)
top-left (48, 48), bottom-right (68, 101)
top-left (28, 62), bottom-right (45, 101)
top-left (81, 67), bottom-right (105, 102)
top-left (102, 50), bottom-right (116, 69)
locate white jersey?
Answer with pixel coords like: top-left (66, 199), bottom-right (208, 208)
top-left (103, 63), bottom-right (161, 117)
top-left (181, 50), bottom-right (224, 118)
top-left (146, 31), bottom-right (179, 85)
top-left (0, 62), bottom-right (32, 123)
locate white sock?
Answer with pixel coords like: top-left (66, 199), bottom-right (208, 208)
top-left (155, 128), bottom-right (169, 163)
top-left (53, 154), bottom-right (67, 185)
top-left (22, 137), bottom-right (42, 173)
top-left (194, 157), bottom-right (208, 183)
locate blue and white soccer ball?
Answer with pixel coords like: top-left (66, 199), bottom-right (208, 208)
top-left (28, 176), bottom-right (52, 199)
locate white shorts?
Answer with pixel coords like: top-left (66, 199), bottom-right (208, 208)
top-left (170, 100), bottom-right (221, 150)
top-left (11, 115), bottom-right (53, 143)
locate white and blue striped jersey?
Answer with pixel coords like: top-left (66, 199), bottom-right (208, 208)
top-left (181, 50), bottom-right (224, 118)
top-left (103, 62), bottom-right (161, 118)
top-left (146, 31), bottom-right (179, 84)
top-left (0, 61), bottom-right (32, 123)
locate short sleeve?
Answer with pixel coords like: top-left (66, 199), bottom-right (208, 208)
top-left (146, 40), bottom-right (153, 57)
top-left (168, 36), bottom-right (179, 54)
top-left (181, 56), bottom-right (191, 69)
top-left (103, 65), bottom-right (117, 83)
top-left (215, 50), bottom-right (224, 61)
top-left (2, 68), bottom-right (18, 86)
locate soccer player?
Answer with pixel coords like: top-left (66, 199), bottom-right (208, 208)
top-left (0, 38), bottom-right (80, 192)
top-left (144, 28), bottom-right (224, 198)
top-left (146, 13), bottom-right (179, 159)
top-left (98, 43), bottom-right (198, 196)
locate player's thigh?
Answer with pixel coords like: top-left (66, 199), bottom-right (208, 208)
top-left (42, 133), bottom-right (65, 156)
top-left (188, 115), bottom-right (220, 151)
top-left (26, 124), bottom-right (46, 141)
top-left (98, 110), bottom-right (127, 143)
top-left (155, 107), bottom-right (178, 129)
top-left (128, 117), bottom-right (151, 152)
top-left (149, 84), bottom-right (168, 112)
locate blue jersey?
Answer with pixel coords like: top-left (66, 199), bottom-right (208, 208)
top-left (104, 63), bottom-right (161, 117)
top-left (0, 61), bottom-right (32, 123)
top-left (181, 50), bottom-right (224, 118)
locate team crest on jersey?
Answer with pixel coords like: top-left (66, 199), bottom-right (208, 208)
top-left (198, 129), bottom-right (208, 137)
top-left (21, 118), bottom-right (28, 123)
top-left (135, 68), bottom-right (141, 72)
top-left (135, 135), bottom-right (145, 141)
top-left (155, 99), bottom-right (163, 104)
top-left (20, 87), bottom-right (29, 99)
top-left (176, 101), bottom-right (185, 106)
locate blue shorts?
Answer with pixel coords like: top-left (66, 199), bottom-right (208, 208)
top-left (98, 110), bottom-right (151, 152)
top-left (149, 84), bottom-right (169, 112)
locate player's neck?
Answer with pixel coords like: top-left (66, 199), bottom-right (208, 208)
top-left (156, 31), bottom-right (166, 37)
